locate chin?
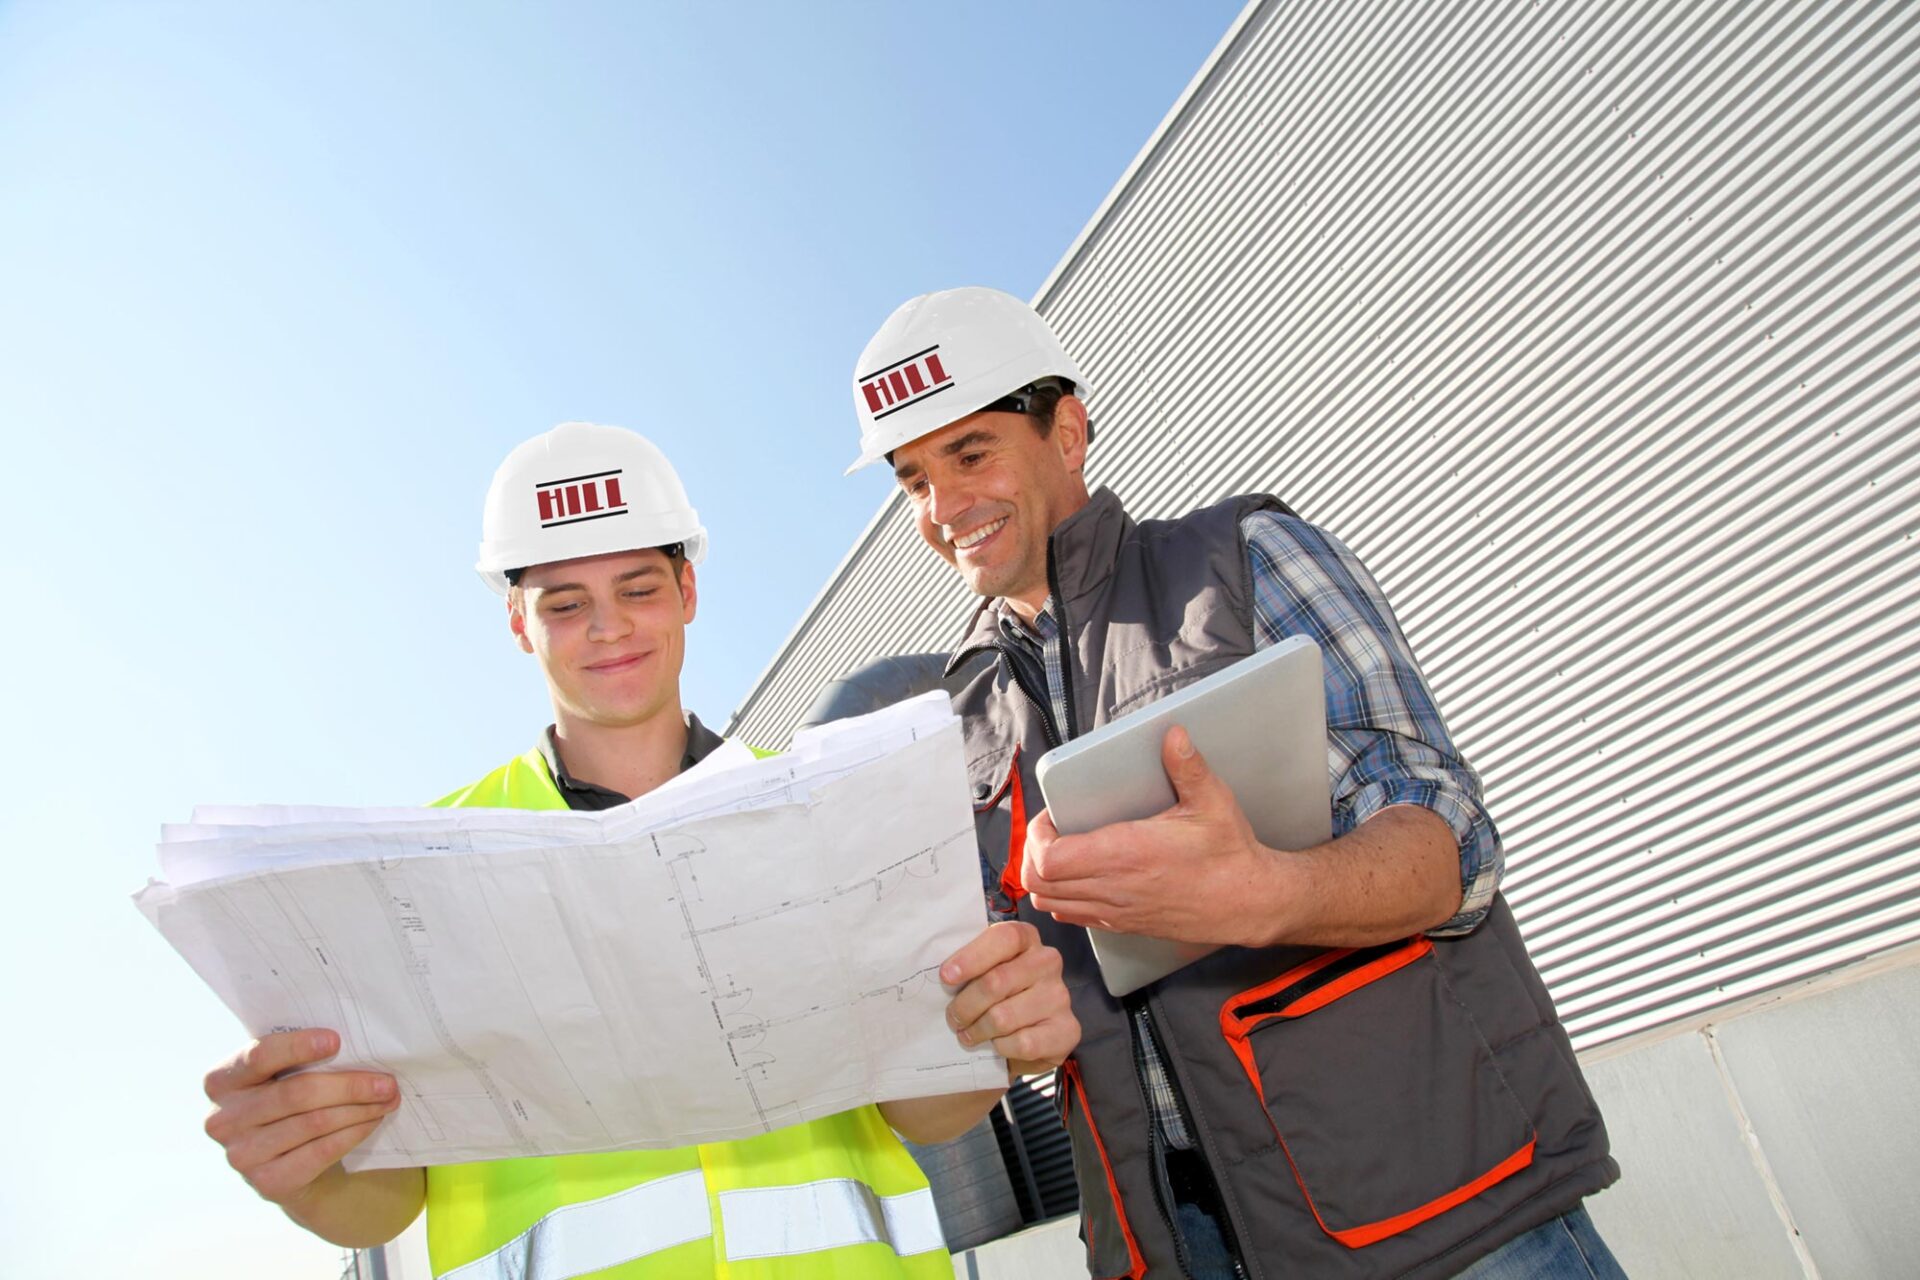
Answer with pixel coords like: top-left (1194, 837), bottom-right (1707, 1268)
top-left (969, 562), bottom-right (1025, 599)
top-left (569, 694), bottom-right (663, 727)
top-left (959, 569), bottom-right (1000, 599)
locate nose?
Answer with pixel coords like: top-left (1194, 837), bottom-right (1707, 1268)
top-left (926, 476), bottom-right (972, 531)
top-left (586, 600), bottom-right (634, 643)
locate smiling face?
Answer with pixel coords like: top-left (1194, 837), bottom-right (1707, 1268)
top-left (508, 547), bottom-right (696, 732)
top-left (891, 397), bottom-right (1091, 618)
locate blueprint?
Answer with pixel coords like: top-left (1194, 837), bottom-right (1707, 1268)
top-left (136, 693), bottom-right (1007, 1170)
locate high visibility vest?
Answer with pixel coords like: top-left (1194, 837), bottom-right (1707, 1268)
top-left (422, 748), bottom-right (952, 1280)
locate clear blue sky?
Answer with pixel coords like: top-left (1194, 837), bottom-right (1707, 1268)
top-left (0, 2), bottom-right (1243, 1275)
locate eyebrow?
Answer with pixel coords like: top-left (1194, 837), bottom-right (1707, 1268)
top-left (530, 565), bottom-right (667, 594)
top-left (893, 428), bottom-right (998, 480)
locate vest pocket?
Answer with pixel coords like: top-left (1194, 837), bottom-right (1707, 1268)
top-left (1219, 938), bottom-right (1536, 1249)
top-left (1055, 1058), bottom-right (1147, 1280)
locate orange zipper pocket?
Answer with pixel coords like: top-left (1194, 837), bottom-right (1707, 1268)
top-left (1219, 939), bottom-right (1536, 1249)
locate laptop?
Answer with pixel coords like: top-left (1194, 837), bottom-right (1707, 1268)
top-left (1033, 635), bottom-right (1332, 997)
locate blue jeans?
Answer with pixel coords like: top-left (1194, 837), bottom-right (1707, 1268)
top-left (1174, 1199), bottom-right (1241, 1279)
top-left (1454, 1205), bottom-right (1626, 1279)
top-left (1172, 1203), bottom-right (1624, 1279)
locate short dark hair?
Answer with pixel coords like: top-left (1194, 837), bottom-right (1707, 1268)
top-left (1022, 381), bottom-right (1067, 438)
top-left (1019, 378), bottom-right (1094, 447)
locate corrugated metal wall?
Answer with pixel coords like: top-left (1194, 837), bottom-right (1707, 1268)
top-left (730, 0), bottom-right (1919, 1052)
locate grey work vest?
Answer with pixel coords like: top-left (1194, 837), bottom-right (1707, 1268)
top-left (946, 489), bottom-right (1617, 1279)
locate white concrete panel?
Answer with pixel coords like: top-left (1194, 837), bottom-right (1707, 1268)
top-left (1713, 963), bottom-right (1920, 1279)
top-left (1579, 1031), bottom-right (1802, 1279)
top-left (360, 1221), bottom-right (431, 1279)
top-left (390, 1216), bottom-right (431, 1279)
top-left (951, 1215), bottom-right (1088, 1280)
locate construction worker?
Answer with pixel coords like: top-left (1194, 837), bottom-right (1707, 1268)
top-left (849, 289), bottom-right (1624, 1279)
top-left (200, 421), bottom-right (1080, 1278)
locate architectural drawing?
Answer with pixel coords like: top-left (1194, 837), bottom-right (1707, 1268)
top-left (138, 695), bottom-right (1007, 1169)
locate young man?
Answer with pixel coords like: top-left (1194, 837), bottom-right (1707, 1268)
top-left (201, 421), bottom-right (1079, 1278)
top-left (848, 290), bottom-right (1623, 1279)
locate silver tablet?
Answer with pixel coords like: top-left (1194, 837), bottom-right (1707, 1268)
top-left (1033, 635), bottom-right (1332, 997)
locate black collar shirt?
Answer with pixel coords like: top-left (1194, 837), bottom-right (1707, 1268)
top-left (535, 712), bottom-right (726, 811)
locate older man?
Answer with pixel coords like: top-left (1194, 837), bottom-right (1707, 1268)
top-left (848, 289), bottom-right (1621, 1279)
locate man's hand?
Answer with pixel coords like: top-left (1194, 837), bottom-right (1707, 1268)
top-left (877, 923), bottom-right (1078, 1144)
top-left (941, 920), bottom-right (1079, 1076)
top-left (203, 1029), bottom-right (423, 1247)
top-left (204, 1029), bottom-right (399, 1206)
top-left (1026, 725), bottom-right (1465, 948)
top-left (1026, 725), bottom-right (1288, 947)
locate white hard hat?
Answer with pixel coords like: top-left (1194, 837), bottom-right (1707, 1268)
top-left (847, 286), bottom-right (1091, 474)
top-left (475, 421), bottom-right (708, 594)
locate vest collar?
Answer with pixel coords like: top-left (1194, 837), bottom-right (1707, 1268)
top-left (1047, 486), bottom-right (1131, 608)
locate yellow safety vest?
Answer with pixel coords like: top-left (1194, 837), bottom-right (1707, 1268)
top-left (423, 748), bottom-right (952, 1280)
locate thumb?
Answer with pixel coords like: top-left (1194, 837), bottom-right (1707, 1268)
top-left (1025, 807), bottom-right (1058, 880)
top-left (1161, 725), bottom-right (1218, 807)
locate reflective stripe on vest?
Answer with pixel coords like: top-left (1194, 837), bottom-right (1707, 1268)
top-left (719, 1179), bottom-right (945, 1262)
top-left (439, 1169), bottom-right (710, 1280)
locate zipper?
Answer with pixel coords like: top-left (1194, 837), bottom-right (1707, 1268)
top-left (1128, 1001), bottom-right (1194, 1280)
top-left (1052, 541), bottom-right (1215, 1270)
top-left (1045, 543), bottom-right (1080, 740)
top-left (1143, 991), bottom-right (1253, 1279)
top-left (1043, 558), bottom-right (1189, 1269)
top-left (1047, 536), bottom-right (1232, 1274)
top-left (994, 640), bottom-right (1063, 749)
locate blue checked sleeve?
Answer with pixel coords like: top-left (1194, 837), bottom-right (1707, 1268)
top-left (1241, 512), bottom-right (1501, 935)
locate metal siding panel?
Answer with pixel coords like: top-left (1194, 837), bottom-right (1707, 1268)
top-left (729, 0), bottom-right (1920, 1050)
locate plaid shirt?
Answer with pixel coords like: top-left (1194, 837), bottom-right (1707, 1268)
top-left (996, 509), bottom-right (1502, 1149)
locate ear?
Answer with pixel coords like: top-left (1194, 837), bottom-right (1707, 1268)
top-left (678, 562), bottom-right (698, 624)
top-left (507, 591), bottom-right (535, 655)
top-left (1053, 394), bottom-right (1090, 474)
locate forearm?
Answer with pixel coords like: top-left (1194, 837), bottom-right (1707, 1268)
top-left (1242, 512), bottom-right (1501, 936)
top-left (879, 1086), bottom-right (1008, 1146)
top-left (1251, 805), bottom-right (1462, 948)
top-left (282, 1164), bottom-right (426, 1248)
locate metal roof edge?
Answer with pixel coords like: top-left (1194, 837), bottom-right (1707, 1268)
top-left (1031, 0), bottom-right (1267, 311)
